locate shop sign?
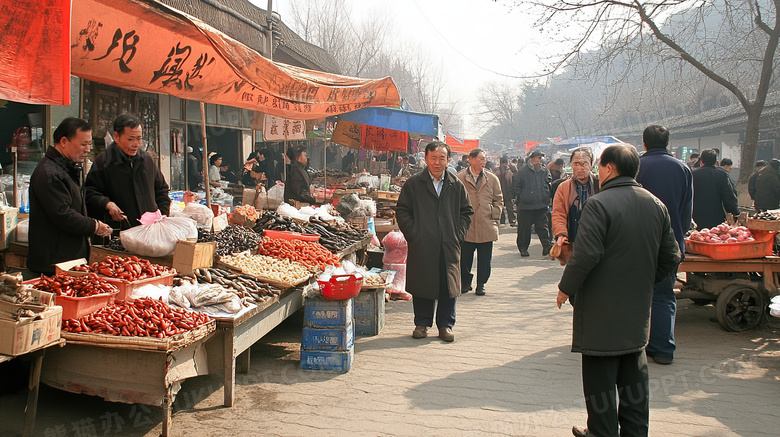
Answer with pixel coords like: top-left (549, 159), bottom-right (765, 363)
top-left (361, 125), bottom-right (408, 152)
top-left (262, 115), bottom-right (306, 141)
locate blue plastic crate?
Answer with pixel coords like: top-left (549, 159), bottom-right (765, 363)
top-left (354, 289), bottom-right (385, 336)
top-left (300, 347), bottom-right (354, 373)
top-left (301, 323), bottom-right (354, 351)
top-left (304, 297), bottom-right (354, 327)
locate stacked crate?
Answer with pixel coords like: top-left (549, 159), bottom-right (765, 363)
top-left (300, 298), bottom-right (354, 373)
top-left (354, 288), bottom-right (385, 336)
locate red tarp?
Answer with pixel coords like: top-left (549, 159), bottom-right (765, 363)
top-left (0, 0), bottom-right (71, 105)
top-left (70, 0), bottom-right (400, 119)
top-left (525, 141), bottom-right (541, 153)
top-left (446, 134), bottom-right (479, 154)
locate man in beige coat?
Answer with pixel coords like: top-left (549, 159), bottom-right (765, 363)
top-left (457, 148), bottom-right (504, 296)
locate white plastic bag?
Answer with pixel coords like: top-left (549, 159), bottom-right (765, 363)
top-left (120, 211), bottom-right (198, 257)
top-left (181, 203), bottom-right (214, 230)
top-left (267, 184), bottom-right (285, 210)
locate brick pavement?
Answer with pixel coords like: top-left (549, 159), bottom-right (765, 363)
top-left (2, 226), bottom-right (780, 436)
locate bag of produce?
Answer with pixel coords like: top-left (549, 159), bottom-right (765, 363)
top-left (267, 184), bottom-right (285, 210)
top-left (120, 210), bottom-right (198, 257)
top-left (180, 203), bottom-right (214, 230)
top-left (335, 193), bottom-right (360, 218)
top-left (382, 231), bottom-right (408, 264)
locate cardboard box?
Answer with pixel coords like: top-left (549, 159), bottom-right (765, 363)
top-left (172, 240), bottom-right (216, 275)
top-left (0, 305), bottom-right (62, 356)
top-left (55, 258), bottom-right (89, 277)
top-left (0, 207), bottom-right (18, 250)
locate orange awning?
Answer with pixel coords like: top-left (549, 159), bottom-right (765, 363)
top-left (0, 0), bottom-right (71, 105)
top-left (70, 0), bottom-right (400, 119)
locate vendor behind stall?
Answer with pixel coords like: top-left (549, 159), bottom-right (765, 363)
top-left (85, 113), bottom-right (171, 230)
top-left (208, 153), bottom-right (223, 188)
top-left (28, 118), bottom-right (113, 275)
top-left (284, 145), bottom-right (316, 205)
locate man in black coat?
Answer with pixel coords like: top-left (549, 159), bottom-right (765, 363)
top-left (396, 141), bottom-right (473, 342)
top-left (557, 145), bottom-right (680, 437)
top-left (85, 113), bottom-right (171, 230)
top-left (284, 145), bottom-right (316, 205)
top-left (28, 118), bottom-right (112, 275)
top-left (691, 149), bottom-right (740, 230)
top-left (513, 149), bottom-right (552, 257)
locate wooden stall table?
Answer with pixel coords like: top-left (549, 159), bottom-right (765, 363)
top-left (1, 338), bottom-right (65, 437)
top-left (679, 254), bottom-right (780, 292)
top-left (40, 323), bottom-right (215, 437)
top-left (206, 288), bottom-right (303, 407)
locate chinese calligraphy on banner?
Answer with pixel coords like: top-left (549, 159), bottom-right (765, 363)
top-left (361, 125), bottom-right (408, 152)
top-left (0, 0), bottom-right (70, 104)
top-left (70, 0), bottom-right (400, 119)
top-left (263, 115), bottom-right (306, 141)
top-left (331, 121), bottom-right (362, 149)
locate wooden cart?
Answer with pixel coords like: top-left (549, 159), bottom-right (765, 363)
top-left (677, 254), bottom-right (780, 331)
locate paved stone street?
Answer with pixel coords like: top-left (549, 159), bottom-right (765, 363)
top-left (2, 226), bottom-right (780, 436)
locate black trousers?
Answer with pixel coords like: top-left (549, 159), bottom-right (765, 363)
top-left (412, 251), bottom-right (456, 328)
top-left (581, 351), bottom-right (649, 437)
top-left (516, 207), bottom-right (551, 252)
top-left (500, 196), bottom-right (516, 224)
top-left (461, 241), bottom-right (493, 287)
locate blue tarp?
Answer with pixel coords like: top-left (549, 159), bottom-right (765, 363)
top-left (340, 107), bottom-right (439, 136)
top-left (554, 136), bottom-right (622, 146)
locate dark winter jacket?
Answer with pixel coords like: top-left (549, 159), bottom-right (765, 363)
top-left (284, 160), bottom-right (316, 204)
top-left (691, 164), bottom-right (740, 230)
top-left (637, 147), bottom-right (693, 254)
top-left (85, 142), bottom-right (171, 230)
top-left (753, 160), bottom-right (780, 211)
top-left (28, 147), bottom-right (97, 275)
top-left (558, 176), bottom-right (680, 356)
top-left (395, 169), bottom-right (473, 299)
top-left (513, 160), bottom-right (551, 210)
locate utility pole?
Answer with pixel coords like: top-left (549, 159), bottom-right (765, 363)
top-left (266, 0), bottom-right (273, 60)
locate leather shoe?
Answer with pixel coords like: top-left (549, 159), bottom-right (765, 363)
top-left (475, 284), bottom-right (485, 296)
top-left (542, 246), bottom-right (551, 256)
top-left (520, 250), bottom-right (530, 257)
top-left (510, 222), bottom-right (517, 227)
top-left (572, 426), bottom-right (591, 436)
top-left (652, 355), bottom-right (673, 365)
top-left (412, 326), bottom-right (428, 339)
top-left (438, 327), bottom-right (454, 342)
top-left (461, 284), bottom-right (472, 294)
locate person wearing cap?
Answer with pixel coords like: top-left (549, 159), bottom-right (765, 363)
top-left (513, 149), bottom-right (552, 257)
top-left (208, 153), bottom-right (223, 188)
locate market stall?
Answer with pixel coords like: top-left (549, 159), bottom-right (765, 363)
top-left (677, 216), bottom-right (780, 331)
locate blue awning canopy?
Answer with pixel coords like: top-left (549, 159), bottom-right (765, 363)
top-left (340, 107), bottom-right (439, 136)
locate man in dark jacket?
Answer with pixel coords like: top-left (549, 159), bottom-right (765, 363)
top-left (396, 141), bottom-right (473, 342)
top-left (28, 118), bottom-right (112, 275)
top-left (753, 159), bottom-right (780, 211)
top-left (498, 157), bottom-right (516, 226)
top-left (748, 160), bottom-right (768, 205)
top-left (636, 124), bottom-right (693, 365)
top-left (513, 149), bottom-right (552, 257)
top-left (558, 144), bottom-right (680, 437)
top-left (692, 149), bottom-right (740, 229)
top-left (284, 145), bottom-right (316, 205)
top-left (85, 113), bottom-right (170, 231)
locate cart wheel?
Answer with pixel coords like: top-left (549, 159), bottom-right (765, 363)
top-left (715, 284), bottom-right (766, 332)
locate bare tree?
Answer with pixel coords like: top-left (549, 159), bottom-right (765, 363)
top-left (515, 0), bottom-right (780, 197)
top-left (476, 81), bottom-right (523, 140)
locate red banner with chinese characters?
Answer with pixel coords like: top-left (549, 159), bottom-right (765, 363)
top-left (361, 125), bottom-right (408, 152)
top-left (0, 0), bottom-right (71, 104)
top-left (70, 0), bottom-right (400, 119)
top-left (445, 134), bottom-right (470, 154)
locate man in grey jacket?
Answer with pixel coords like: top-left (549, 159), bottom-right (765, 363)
top-left (513, 150), bottom-right (552, 257)
top-left (557, 145), bottom-right (680, 437)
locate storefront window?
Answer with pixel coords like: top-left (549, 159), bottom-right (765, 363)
top-left (219, 105), bottom-right (241, 127)
top-left (186, 100), bottom-right (201, 123)
top-left (241, 109), bottom-right (253, 129)
top-left (206, 103), bottom-right (217, 125)
top-left (136, 93), bottom-right (159, 155)
top-left (170, 96), bottom-right (183, 121)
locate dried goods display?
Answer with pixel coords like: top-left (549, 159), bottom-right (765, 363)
top-left (688, 223), bottom-right (754, 243)
top-left (176, 267), bottom-right (281, 302)
top-left (218, 253), bottom-right (310, 287)
top-left (233, 204), bottom-right (259, 221)
top-left (106, 238), bottom-right (127, 252)
top-left (0, 273), bottom-right (45, 320)
top-left (257, 238), bottom-right (340, 271)
top-left (72, 256), bottom-right (176, 280)
top-left (253, 212), bottom-right (369, 253)
top-left (754, 211), bottom-right (780, 221)
top-left (198, 225), bottom-right (261, 257)
top-left (61, 298), bottom-right (211, 337)
top-left (32, 273), bottom-right (118, 297)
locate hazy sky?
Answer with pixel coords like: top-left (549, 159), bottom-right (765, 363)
top-left (254, 0), bottom-right (556, 137)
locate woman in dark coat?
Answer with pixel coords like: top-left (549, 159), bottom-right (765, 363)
top-left (283, 146), bottom-right (316, 204)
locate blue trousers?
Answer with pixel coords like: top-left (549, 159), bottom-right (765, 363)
top-left (412, 253), bottom-right (456, 328)
top-left (646, 271), bottom-right (677, 360)
top-left (582, 351), bottom-right (649, 437)
top-left (461, 241), bottom-right (493, 287)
